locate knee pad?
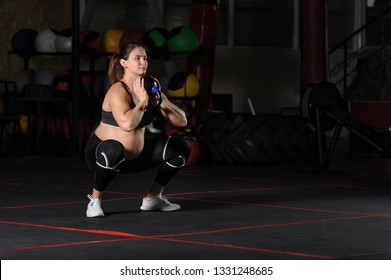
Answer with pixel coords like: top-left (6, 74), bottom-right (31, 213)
top-left (162, 135), bottom-right (191, 168)
top-left (95, 139), bottom-right (126, 172)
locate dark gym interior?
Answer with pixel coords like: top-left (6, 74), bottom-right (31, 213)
top-left (1, 0), bottom-right (391, 265)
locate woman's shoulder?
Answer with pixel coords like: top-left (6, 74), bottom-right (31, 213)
top-left (103, 83), bottom-right (130, 109)
top-left (103, 83), bottom-right (127, 102)
top-left (107, 82), bottom-right (127, 94)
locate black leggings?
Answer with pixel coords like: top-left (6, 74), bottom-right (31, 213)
top-left (85, 133), bottom-right (191, 191)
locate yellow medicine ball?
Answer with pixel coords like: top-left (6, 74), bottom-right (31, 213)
top-left (167, 71), bottom-right (200, 98)
top-left (99, 29), bottom-right (123, 53)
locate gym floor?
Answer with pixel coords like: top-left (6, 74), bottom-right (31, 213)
top-left (1, 149), bottom-right (391, 260)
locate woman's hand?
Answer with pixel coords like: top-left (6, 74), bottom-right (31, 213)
top-left (133, 77), bottom-right (148, 109)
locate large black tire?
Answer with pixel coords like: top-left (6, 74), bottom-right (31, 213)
top-left (196, 112), bottom-right (317, 165)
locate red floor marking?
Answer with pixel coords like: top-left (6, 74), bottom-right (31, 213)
top-left (148, 236), bottom-right (333, 259)
top-left (0, 220), bottom-right (142, 238)
top-left (2, 213), bottom-right (390, 257)
top-left (0, 238), bottom-right (139, 253)
top-left (0, 201), bottom-right (89, 210)
top-left (0, 187), bottom-right (284, 211)
top-left (168, 187), bottom-right (287, 197)
top-left (180, 172), bottom-right (385, 190)
top-left (155, 213), bottom-right (391, 238)
top-left (1, 174), bottom-right (385, 212)
top-left (175, 196), bottom-right (366, 215)
top-left (0, 219), bottom-right (332, 259)
top-left (0, 196), bottom-right (142, 210)
top-left (0, 186), bottom-right (375, 215)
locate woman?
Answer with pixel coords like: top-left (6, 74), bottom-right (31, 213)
top-left (84, 42), bottom-right (190, 218)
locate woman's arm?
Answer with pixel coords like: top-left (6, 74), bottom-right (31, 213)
top-left (110, 80), bottom-right (149, 131)
top-left (158, 93), bottom-right (188, 128)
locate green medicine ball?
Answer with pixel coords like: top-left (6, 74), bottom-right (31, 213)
top-left (167, 26), bottom-right (199, 54)
top-left (142, 27), bottom-right (169, 58)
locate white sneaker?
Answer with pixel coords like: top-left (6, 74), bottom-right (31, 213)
top-left (86, 194), bottom-right (105, 217)
top-left (140, 194), bottom-right (181, 212)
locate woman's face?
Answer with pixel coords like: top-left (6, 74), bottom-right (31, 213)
top-left (122, 47), bottom-right (148, 76)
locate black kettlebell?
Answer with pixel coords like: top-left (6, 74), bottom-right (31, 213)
top-left (143, 75), bottom-right (162, 109)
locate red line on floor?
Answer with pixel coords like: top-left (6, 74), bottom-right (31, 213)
top-left (0, 219), bottom-right (330, 259)
top-left (0, 187), bottom-right (376, 215)
top-left (148, 236), bottom-right (333, 259)
top-left (0, 196), bottom-right (142, 210)
top-left (1, 214), bottom-right (390, 257)
top-left (180, 173), bottom-right (386, 191)
top-left (0, 201), bottom-right (88, 210)
top-left (175, 196), bottom-right (366, 215)
top-left (0, 220), bottom-right (141, 238)
top-left (167, 187), bottom-right (286, 196)
top-left (0, 238), bottom-right (139, 253)
top-left (155, 213), bottom-right (391, 238)
top-left (0, 187), bottom-right (284, 210)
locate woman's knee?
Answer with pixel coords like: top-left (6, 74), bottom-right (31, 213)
top-left (164, 134), bottom-right (191, 168)
top-left (96, 139), bottom-right (127, 171)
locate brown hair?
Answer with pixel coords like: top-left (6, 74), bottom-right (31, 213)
top-left (107, 42), bottom-right (144, 85)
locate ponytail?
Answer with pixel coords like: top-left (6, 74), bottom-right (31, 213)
top-left (108, 53), bottom-right (123, 85)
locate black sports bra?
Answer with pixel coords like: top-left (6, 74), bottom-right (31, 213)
top-left (100, 81), bottom-right (155, 129)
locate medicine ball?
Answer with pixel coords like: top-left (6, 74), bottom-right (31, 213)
top-left (99, 29), bottom-right (123, 53)
top-left (55, 28), bottom-right (72, 53)
top-left (80, 30), bottom-right (100, 59)
top-left (142, 27), bottom-right (169, 58)
top-left (120, 27), bottom-right (146, 47)
top-left (34, 68), bottom-right (57, 85)
top-left (54, 70), bottom-right (72, 92)
top-left (11, 29), bottom-right (37, 58)
top-left (166, 26), bottom-right (199, 54)
top-left (35, 28), bottom-right (58, 53)
top-left (167, 71), bottom-right (200, 98)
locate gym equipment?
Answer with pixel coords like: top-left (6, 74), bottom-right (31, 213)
top-left (80, 30), bottom-right (100, 59)
top-left (11, 28), bottom-right (37, 58)
top-left (166, 26), bottom-right (199, 54)
top-left (196, 112), bottom-right (317, 166)
top-left (34, 68), bottom-right (57, 85)
top-left (54, 70), bottom-right (72, 92)
top-left (300, 81), bottom-right (391, 170)
top-left (0, 88), bottom-right (23, 147)
top-left (99, 29), bottom-right (123, 53)
top-left (55, 28), bottom-right (72, 53)
top-left (120, 27), bottom-right (146, 47)
top-left (167, 71), bottom-right (200, 98)
top-left (35, 28), bottom-right (57, 53)
top-left (143, 75), bottom-right (162, 109)
top-left (142, 27), bottom-right (169, 58)
top-left (301, 80), bottom-right (346, 132)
